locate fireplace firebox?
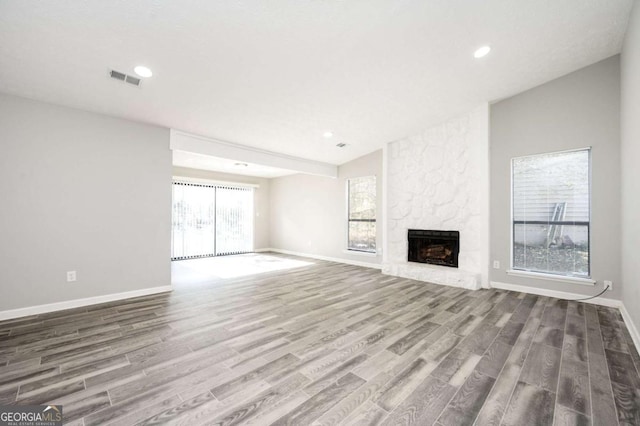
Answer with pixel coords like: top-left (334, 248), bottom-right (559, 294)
top-left (408, 229), bottom-right (459, 268)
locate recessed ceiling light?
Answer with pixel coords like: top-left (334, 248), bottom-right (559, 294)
top-left (473, 46), bottom-right (491, 59)
top-left (323, 131), bottom-right (333, 138)
top-left (134, 66), bottom-right (153, 78)
top-left (234, 162), bottom-right (248, 167)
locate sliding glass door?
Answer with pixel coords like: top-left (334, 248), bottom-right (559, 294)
top-left (215, 186), bottom-right (254, 256)
top-left (171, 182), bottom-right (253, 260)
top-left (171, 183), bottom-right (216, 259)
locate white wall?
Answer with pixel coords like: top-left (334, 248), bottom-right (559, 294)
top-left (172, 166), bottom-right (271, 250)
top-left (621, 3), bottom-right (640, 329)
top-left (383, 104), bottom-right (490, 289)
top-left (269, 150), bottom-right (382, 265)
top-left (0, 94), bottom-right (172, 312)
top-left (490, 56), bottom-right (621, 298)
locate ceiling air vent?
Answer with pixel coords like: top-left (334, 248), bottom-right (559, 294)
top-left (110, 70), bottom-right (126, 81)
top-left (109, 69), bottom-right (141, 87)
top-left (125, 75), bottom-right (141, 86)
top-left (336, 143), bottom-right (347, 148)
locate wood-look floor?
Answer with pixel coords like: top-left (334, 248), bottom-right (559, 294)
top-left (1, 253), bottom-right (639, 425)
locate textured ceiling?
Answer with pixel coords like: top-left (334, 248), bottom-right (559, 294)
top-left (0, 0), bottom-right (633, 165)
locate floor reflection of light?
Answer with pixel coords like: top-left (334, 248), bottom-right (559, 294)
top-left (171, 253), bottom-right (314, 284)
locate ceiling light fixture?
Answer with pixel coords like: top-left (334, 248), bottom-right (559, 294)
top-left (473, 46), bottom-right (491, 59)
top-left (323, 131), bottom-right (333, 138)
top-left (134, 66), bottom-right (153, 78)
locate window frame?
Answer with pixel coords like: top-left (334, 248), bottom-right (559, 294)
top-left (509, 147), bottom-right (592, 280)
top-left (346, 175), bottom-right (377, 254)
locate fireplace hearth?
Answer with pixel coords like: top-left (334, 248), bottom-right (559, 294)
top-left (408, 229), bottom-right (459, 268)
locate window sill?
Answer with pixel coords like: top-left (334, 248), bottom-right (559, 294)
top-left (343, 249), bottom-right (378, 257)
top-left (506, 269), bottom-right (595, 286)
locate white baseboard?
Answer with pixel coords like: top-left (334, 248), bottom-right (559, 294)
top-left (259, 248), bottom-right (382, 270)
top-left (489, 281), bottom-right (621, 308)
top-left (620, 304), bottom-right (640, 357)
top-left (0, 285), bottom-right (173, 321)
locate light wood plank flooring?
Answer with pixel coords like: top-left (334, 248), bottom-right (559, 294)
top-left (1, 253), bottom-right (639, 425)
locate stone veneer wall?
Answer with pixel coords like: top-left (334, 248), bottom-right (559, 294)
top-left (383, 104), bottom-right (490, 289)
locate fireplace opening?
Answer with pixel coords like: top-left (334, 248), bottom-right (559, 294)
top-left (408, 229), bottom-right (459, 268)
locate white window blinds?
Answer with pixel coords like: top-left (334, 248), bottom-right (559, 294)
top-left (512, 149), bottom-right (590, 277)
top-left (171, 182), bottom-right (254, 260)
top-left (215, 186), bottom-right (254, 256)
top-left (347, 176), bottom-right (377, 253)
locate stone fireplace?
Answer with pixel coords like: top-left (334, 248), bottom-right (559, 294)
top-left (408, 229), bottom-right (459, 268)
top-left (382, 104), bottom-right (489, 290)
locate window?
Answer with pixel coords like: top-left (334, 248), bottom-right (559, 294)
top-left (171, 182), bottom-right (254, 260)
top-left (512, 148), bottom-right (590, 278)
top-left (347, 176), bottom-right (376, 253)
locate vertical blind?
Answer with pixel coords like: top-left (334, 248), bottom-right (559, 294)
top-left (171, 182), bottom-right (254, 260)
top-left (215, 186), bottom-right (254, 256)
top-left (172, 183), bottom-right (216, 259)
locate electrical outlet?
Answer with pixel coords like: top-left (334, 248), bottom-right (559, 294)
top-left (604, 280), bottom-right (613, 291)
top-left (493, 260), bottom-right (500, 269)
top-left (67, 271), bottom-right (77, 282)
